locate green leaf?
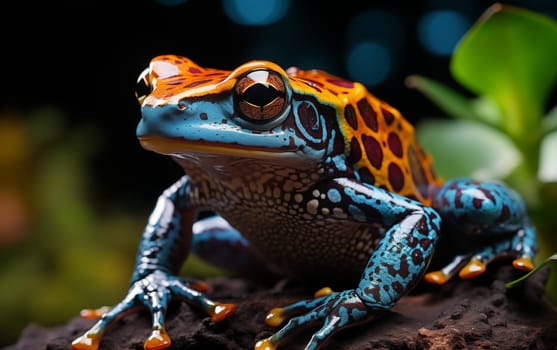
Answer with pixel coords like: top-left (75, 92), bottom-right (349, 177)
top-left (543, 104), bottom-right (557, 135)
top-left (451, 4), bottom-right (557, 139)
top-left (406, 75), bottom-right (508, 130)
top-left (506, 253), bottom-right (557, 288)
top-left (416, 119), bottom-right (521, 180)
top-left (405, 75), bottom-right (483, 122)
top-left (539, 130), bottom-right (557, 182)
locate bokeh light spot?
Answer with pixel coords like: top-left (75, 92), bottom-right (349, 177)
top-left (418, 10), bottom-right (470, 56)
top-left (346, 41), bottom-right (391, 87)
top-left (222, 0), bottom-right (290, 26)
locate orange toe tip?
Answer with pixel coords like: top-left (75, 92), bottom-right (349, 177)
top-left (211, 303), bottom-right (236, 322)
top-left (188, 280), bottom-right (209, 293)
top-left (265, 307), bottom-right (285, 327)
top-left (71, 334), bottom-right (100, 350)
top-left (314, 286), bottom-right (334, 298)
top-left (254, 337), bottom-right (276, 350)
top-left (459, 260), bottom-right (486, 279)
top-left (512, 257), bottom-right (534, 272)
top-left (79, 306), bottom-right (110, 319)
top-left (424, 271), bottom-right (449, 285)
top-left (144, 329), bottom-right (171, 350)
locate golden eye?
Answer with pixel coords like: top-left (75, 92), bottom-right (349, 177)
top-left (234, 69), bottom-right (288, 123)
top-left (135, 67), bottom-right (152, 104)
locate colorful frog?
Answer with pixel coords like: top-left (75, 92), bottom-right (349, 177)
top-left (72, 55), bottom-right (538, 350)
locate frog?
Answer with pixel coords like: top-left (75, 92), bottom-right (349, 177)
top-left (72, 55), bottom-right (538, 350)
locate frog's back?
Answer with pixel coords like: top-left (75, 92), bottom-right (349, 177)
top-left (287, 67), bottom-right (441, 205)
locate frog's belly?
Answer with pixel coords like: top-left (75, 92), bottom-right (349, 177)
top-left (229, 216), bottom-right (384, 286)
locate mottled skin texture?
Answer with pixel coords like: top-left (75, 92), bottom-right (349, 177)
top-left (72, 55), bottom-right (538, 350)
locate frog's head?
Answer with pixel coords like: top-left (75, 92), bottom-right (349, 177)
top-left (135, 55), bottom-right (360, 168)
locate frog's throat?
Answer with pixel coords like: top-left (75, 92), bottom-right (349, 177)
top-left (138, 136), bottom-right (303, 160)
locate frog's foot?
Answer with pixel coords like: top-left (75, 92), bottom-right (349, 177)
top-left (424, 243), bottom-right (535, 285)
top-left (72, 270), bottom-right (235, 350)
top-left (255, 289), bottom-right (380, 350)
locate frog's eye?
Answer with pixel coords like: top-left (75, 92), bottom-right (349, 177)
top-left (135, 67), bottom-right (152, 104)
top-left (234, 69), bottom-right (289, 123)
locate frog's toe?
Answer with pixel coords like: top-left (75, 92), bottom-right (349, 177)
top-left (512, 255), bottom-right (534, 272)
top-left (313, 286), bottom-right (335, 297)
top-left (424, 254), bottom-right (470, 285)
top-left (71, 332), bottom-right (101, 350)
top-left (254, 337), bottom-right (276, 350)
top-left (183, 277), bottom-right (210, 293)
top-left (73, 271), bottom-right (235, 350)
top-left (79, 306), bottom-right (111, 320)
top-left (167, 277), bottom-right (236, 322)
top-left (257, 289), bottom-right (375, 350)
top-left (72, 295), bottom-right (138, 350)
top-left (458, 256), bottom-right (487, 279)
top-left (423, 271), bottom-right (450, 285)
top-left (144, 326), bottom-right (171, 350)
top-left (425, 247), bottom-right (536, 285)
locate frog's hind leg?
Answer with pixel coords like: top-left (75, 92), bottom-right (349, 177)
top-left (192, 215), bottom-right (271, 276)
top-left (425, 178), bottom-right (538, 285)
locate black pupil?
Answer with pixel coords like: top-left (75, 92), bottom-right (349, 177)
top-left (242, 83), bottom-right (282, 107)
top-left (136, 78), bottom-right (151, 99)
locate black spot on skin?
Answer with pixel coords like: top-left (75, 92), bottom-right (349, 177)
top-left (362, 134), bottom-right (383, 169)
top-left (499, 204), bottom-right (510, 222)
top-left (200, 113), bottom-right (208, 120)
top-left (455, 188), bottom-right (464, 208)
top-left (473, 197), bottom-right (483, 209)
top-left (358, 167), bottom-right (375, 185)
top-left (411, 249), bottom-right (423, 265)
top-left (407, 236), bottom-right (419, 248)
top-left (479, 186), bottom-right (497, 204)
top-left (398, 257), bottom-right (410, 278)
top-left (365, 286), bottom-right (381, 301)
top-left (392, 281), bottom-right (404, 294)
top-left (349, 137), bottom-right (362, 163)
top-left (420, 239), bottom-right (431, 250)
top-left (344, 104), bottom-right (358, 130)
top-left (388, 162), bottom-right (404, 192)
top-left (357, 98), bottom-right (378, 132)
top-left (382, 108), bottom-right (395, 125)
top-left (388, 132), bottom-right (403, 158)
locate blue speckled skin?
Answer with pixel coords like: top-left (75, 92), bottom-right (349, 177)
top-left (72, 56), bottom-right (538, 350)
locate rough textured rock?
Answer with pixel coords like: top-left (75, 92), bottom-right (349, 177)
top-left (4, 264), bottom-right (557, 350)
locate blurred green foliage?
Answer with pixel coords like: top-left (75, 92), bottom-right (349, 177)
top-left (0, 107), bottom-right (226, 346)
top-left (407, 3), bottom-right (557, 302)
top-left (0, 108), bottom-right (143, 345)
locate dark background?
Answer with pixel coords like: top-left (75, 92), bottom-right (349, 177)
top-left (4, 0), bottom-right (555, 207)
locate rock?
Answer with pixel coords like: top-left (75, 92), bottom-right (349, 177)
top-left (4, 264), bottom-right (557, 350)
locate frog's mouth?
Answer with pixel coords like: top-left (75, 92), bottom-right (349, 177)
top-left (139, 136), bottom-right (302, 160)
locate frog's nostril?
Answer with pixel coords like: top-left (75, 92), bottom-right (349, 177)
top-left (177, 101), bottom-right (187, 110)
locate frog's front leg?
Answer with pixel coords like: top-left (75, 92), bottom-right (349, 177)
top-left (255, 178), bottom-right (441, 350)
top-left (72, 176), bottom-right (235, 350)
top-left (424, 178), bottom-right (538, 284)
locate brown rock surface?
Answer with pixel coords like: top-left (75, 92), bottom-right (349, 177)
top-left (4, 264), bottom-right (557, 350)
